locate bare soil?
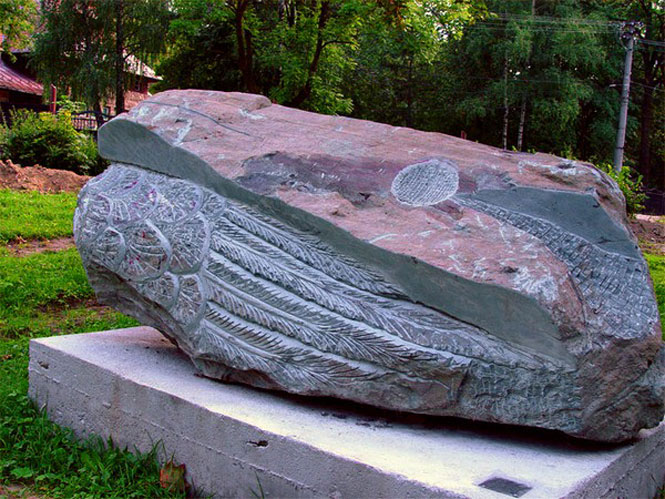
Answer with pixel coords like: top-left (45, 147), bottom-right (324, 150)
top-left (0, 483), bottom-right (48, 499)
top-left (36, 297), bottom-right (117, 334)
top-left (632, 215), bottom-right (665, 255)
top-left (0, 160), bottom-right (89, 193)
top-left (6, 236), bottom-right (75, 257)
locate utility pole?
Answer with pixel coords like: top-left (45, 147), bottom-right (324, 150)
top-left (502, 8), bottom-right (509, 151)
top-left (613, 21), bottom-right (641, 173)
top-left (516, 0), bottom-right (536, 152)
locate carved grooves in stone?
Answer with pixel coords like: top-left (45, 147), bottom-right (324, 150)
top-left (459, 196), bottom-right (656, 339)
top-left (77, 163), bottom-right (581, 420)
top-left (207, 208), bottom-right (545, 371)
top-left (203, 254), bottom-right (466, 384)
top-left (223, 205), bottom-right (405, 297)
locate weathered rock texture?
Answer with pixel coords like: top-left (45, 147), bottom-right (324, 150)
top-left (74, 90), bottom-right (665, 442)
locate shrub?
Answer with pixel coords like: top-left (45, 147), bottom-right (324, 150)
top-left (597, 163), bottom-right (646, 216)
top-left (0, 109), bottom-right (102, 175)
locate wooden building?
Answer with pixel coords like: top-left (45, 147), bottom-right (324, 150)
top-left (0, 50), bottom-right (46, 121)
top-left (0, 48), bottom-right (160, 121)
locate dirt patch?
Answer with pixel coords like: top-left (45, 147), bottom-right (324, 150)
top-left (37, 297), bottom-right (107, 315)
top-left (0, 483), bottom-right (48, 499)
top-left (0, 159), bottom-right (89, 193)
top-left (631, 214), bottom-right (665, 255)
top-left (7, 236), bottom-right (75, 257)
top-left (36, 297), bottom-right (117, 333)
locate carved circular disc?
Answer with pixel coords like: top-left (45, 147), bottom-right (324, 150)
top-left (391, 159), bottom-right (459, 206)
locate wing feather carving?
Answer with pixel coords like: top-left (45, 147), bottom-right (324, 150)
top-left (77, 163), bottom-right (579, 422)
top-left (224, 204), bottom-right (404, 297)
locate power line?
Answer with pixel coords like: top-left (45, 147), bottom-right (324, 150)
top-left (635, 44), bottom-right (665, 53)
top-left (631, 81), bottom-right (665, 93)
top-left (466, 20), bottom-right (618, 32)
top-left (461, 74), bottom-right (594, 85)
top-left (470, 23), bottom-right (617, 31)
top-left (637, 38), bottom-right (665, 48)
top-left (464, 24), bottom-right (618, 34)
top-left (491, 13), bottom-right (620, 26)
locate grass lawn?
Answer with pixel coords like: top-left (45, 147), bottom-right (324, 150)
top-left (646, 253), bottom-right (665, 333)
top-left (0, 189), bottom-right (664, 498)
top-left (0, 190), bottom-right (184, 498)
top-left (0, 190), bottom-right (77, 244)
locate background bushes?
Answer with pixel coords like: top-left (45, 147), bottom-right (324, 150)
top-left (0, 110), bottom-right (105, 176)
top-left (597, 163), bottom-right (647, 216)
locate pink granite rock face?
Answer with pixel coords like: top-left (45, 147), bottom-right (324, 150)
top-left (74, 90), bottom-right (665, 442)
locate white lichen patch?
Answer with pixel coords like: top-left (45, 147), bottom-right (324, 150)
top-left (239, 109), bottom-right (265, 121)
top-left (512, 267), bottom-right (558, 303)
top-left (173, 119), bottom-right (193, 146)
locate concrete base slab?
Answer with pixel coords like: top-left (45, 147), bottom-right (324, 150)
top-left (29, 327), bottom-right (665, 498)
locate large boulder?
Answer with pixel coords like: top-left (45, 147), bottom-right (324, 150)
top-left (74, 90), bottom-right (665, 442)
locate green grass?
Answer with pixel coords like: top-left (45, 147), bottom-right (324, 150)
top-left (0, 189), bottom-right (181, 498)
top-left (0, 189), bottom-right (77, 243)
top-left (646, 253), bottom-right (665, 338)
top-left (0, 247), bottom-right (94, 337)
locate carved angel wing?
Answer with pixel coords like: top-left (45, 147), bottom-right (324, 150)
top-left (76, 163), bottom-right (577, 417)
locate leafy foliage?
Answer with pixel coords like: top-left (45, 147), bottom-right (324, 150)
top-left (0, 0), bottom-right (38, 54)
top-left (0, 110), bottom-right (102, 175)
top-left (33, 0), bottom-right (172, 115)
top-left (597, 163), bottom-right (647, 216)
top-left (157, 0), bottom-right (399, 114)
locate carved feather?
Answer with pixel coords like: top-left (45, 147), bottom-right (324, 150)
top-left (224, 203), bottom-right (404, 297)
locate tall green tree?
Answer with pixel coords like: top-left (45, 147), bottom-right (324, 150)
top-left (438, 0), bottom-right (622, 160)
top-left (157, 0), bottom-right (422, 114)
top-left (0, 0), bottom-right (38, 54)
top-left (33, 0), bottom-right (171, 116)
top-left (153, 1), bottom-right (242, 93)
top-left (342, 0), bottom-right (483, 128)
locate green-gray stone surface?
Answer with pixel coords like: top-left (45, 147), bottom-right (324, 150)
top-left (74, 90), bottom-right (665, 442)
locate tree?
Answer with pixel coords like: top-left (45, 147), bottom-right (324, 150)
top-left (331, 0), bottom-right (483, 124)
top-left (0, 0), bottom-right (38, 54)
top-left (33, 0), bottom-right (171, 116)
top-left (153, 1), bottom-right (242, 93)
top-left (158, 0), bottom-right (393, 114)
top-left (437, 0), bottom-right (621, 159)
top-left (260, 0), bottom-right (369, 113)
top-left (585, 0), bottom-right (664, 187)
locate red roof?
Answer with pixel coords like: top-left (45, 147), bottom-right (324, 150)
top-left (0, 58), bottom-right (43, 95)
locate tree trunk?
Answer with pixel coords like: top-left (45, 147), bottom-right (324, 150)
top-left (639, 84), bottom-right (654, 184)
top-left (93, 101), bottom-right (105, 127)
top-left (287, 1), bottom-right (330, 108)
top-left (279, 0), bottom-right (296, 26)
top-left (517, 95), bottom-right (526, 151)
top-left (114, 0), bottom-right (125, 116)
top-left (516, 0), bottom-right (535, 152)
top-left (234, 0), bottom-right (258, 93)
top-left (502, 52), bottom-right (509, 150)
top-left (405, 55), bottom-right (414, 128)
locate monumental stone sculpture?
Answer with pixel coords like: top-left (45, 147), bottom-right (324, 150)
top-left (74, 90), bottom-right (665, 442)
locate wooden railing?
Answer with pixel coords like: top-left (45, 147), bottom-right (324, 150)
top-left (70, 111), bottom-right (113, 132)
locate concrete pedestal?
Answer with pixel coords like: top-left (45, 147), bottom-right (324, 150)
top-left (29, 327), bottom-right (665, 498)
